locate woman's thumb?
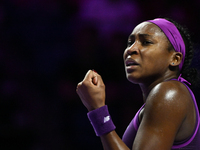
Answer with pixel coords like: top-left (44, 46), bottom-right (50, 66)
top-left (92, 76), bottom-right (98, 85)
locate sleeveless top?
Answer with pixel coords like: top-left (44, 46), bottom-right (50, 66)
top-left (122, 80), bottom-right (200, 149)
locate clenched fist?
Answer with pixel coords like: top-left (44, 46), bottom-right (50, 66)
top-left (76, 70), bottom-right (105, 111)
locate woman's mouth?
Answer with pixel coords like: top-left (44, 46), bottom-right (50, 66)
top-left (125, 58), bottom-right (139, 72)
top-left (125, 58), bottom-right (139, 66)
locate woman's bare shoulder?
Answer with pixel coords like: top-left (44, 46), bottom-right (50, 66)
top-left (136, 80), bottom-right (195, 149)
top-left (145, 80), bottom-right (192, 120)
top-left (148, 80), bottom-right (191, 104)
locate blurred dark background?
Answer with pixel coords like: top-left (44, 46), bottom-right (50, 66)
top-left (0, 0), bottom-right (200, 149)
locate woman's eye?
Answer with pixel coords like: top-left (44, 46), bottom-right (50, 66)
top-left (127, 41), bottom-right (133, 47)
top-left (143, 41), bottom-right (152, 45)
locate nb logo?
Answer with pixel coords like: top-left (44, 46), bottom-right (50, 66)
top-left (104, 116), bottom-right (110, 123)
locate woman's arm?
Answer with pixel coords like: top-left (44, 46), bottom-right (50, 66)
top-left (76, 70), bottom-right (129, 149)
top-left (132, 81), bottom-right (192, 150)
top-left (100, 131), bottom-right (129, 150)
top-left (76, 71), bottom-right (192, 150)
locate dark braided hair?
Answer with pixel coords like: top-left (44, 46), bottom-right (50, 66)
top-left (165, 18), bottom-right (199, 86)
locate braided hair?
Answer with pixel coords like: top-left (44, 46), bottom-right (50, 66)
top-left (165, 18), bottom-right (199, 86)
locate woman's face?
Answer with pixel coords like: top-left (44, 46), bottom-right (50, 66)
top-left (123, 22), bottom-right (174, 84)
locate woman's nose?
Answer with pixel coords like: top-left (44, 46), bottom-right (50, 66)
top-left (126, 43), bottom-right (139, 55)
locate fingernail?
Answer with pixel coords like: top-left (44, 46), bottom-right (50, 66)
top-left (92, 69), bottom-right (97, 73)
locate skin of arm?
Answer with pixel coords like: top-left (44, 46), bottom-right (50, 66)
top-left (132, 81), bottom-right (193, 150)
top-left (100, 131), bottom-right (130, 150)
top-left (77, 71), bottom-right (194, 150)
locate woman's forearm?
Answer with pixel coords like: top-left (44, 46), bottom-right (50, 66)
top-left (100, 131), bottom-right (130, 150)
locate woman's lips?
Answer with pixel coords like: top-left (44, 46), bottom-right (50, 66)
top-left (125, 58), bottom-right (139, 66)
top-left (125, 58), bottom-right (139, 72)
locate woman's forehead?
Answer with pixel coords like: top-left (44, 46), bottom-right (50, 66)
top-left (131, 22), bottom-right (163, 36)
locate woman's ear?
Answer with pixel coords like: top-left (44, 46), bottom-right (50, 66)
top-left (170, 52), bottom-right (183, 67)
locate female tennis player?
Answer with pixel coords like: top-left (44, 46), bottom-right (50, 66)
top-left (76, 18), bottom-right (200, 150)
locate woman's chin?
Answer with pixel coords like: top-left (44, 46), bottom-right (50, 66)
top-left (126, 75), bottom-right (140, 84)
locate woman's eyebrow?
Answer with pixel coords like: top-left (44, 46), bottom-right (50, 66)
top-left (128, 33), bottom-right (151, 39)
top-left (138, 34), bottom-right (151, 38)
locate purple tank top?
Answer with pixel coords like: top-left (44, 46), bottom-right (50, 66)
top-left (122, 81), bottom-right (200, 149)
